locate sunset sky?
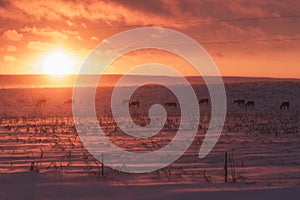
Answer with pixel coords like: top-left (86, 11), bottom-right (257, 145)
top-left (0, 0), bottom-right (299, 78)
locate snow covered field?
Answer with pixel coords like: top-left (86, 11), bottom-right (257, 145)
top-left (0, 80), bottom-right (299, 199)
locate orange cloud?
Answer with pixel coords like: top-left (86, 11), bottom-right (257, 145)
top-left (27, 41), bottom-right (54, 51)
top-left (1, 0), bottom-right (179, 27)
top-left (6, 45), bottom-right (17, 52)
top-left (21, 27), bottom-right (70, 40)
top-left (91, 36), bottom-right (99, 41)
top-left (76, 36), bottom-right (83, 41)
top-left (2, 30), bottom-right (23, 41)
top-left (3, 55), bottom-right (17, 63)
top-left (66, 20), bottom-right (73, 27)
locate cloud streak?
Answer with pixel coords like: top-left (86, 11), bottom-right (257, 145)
top-left (3, 29), bottom-right (23, 41)
top-left (21, 27), bottom-right (69, 40)
top-left (27, 41), bottom-right (54, 51)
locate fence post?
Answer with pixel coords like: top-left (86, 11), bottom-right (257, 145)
top-left (224, 152), bottom-right (228, 183)
top-left (101, 154), bottom-right (104, 177)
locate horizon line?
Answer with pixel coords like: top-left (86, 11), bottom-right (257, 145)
top-left (0, 74), bottom-right (299, 80)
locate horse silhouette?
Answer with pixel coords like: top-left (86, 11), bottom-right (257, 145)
top-left (234, 99), bottom-right (245, 106)
top-left (280, 102), bottom-right (290, 110)
top-left (165, 102), bottom-right (177, 108)
top-left (63, 99), bottom-right (72, 105)
top-left (199, 98), bottom-right (209, 105)
top-left (36, 99), bottom-right (46, 106)
top-left (129, 101), bottom-right (140, 108)
top-left (245, 101), bottom-right (255, 108)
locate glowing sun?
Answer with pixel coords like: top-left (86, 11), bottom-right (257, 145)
top-left (42, 51), bottom-right (75, 74)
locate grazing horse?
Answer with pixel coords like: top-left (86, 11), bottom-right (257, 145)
top-left (199, 98), bottom-right (209, 105)
top-left (280, 102), bottom-right (290, 110)
top-left (165, 102), bottom-right (177, 108)
top-left (234, 99), bottom-right (245, 106)
top-left (245, 101), bottom-right (255, 108)
top-left (36, 99), bottom-right (46, 106)
top-left (129, 101), bottom-right (140, 108)
top-left (63, 99), bottom-right (72, 105)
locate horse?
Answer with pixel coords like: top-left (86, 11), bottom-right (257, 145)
top-left (234, 99), bottom-right (245, 106)
top-left (36, 99), bottom-right (46, 106)
top-left (280, 102), bottom-right (290, 110)
top-left (199, 98), bottom-right (209, 105)
top-left (129, 101), bottom-right (140, 108)
top-left (245, 101), bottom-right (255, 108)
top-left (63, 99), bottom-right (72, 105)
top-left (165, 102), bottom-right (177, 108)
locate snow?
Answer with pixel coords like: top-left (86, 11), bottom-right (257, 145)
top-left (0, 79), bottom-right (300, 199)
top-left (0, 172), bottom-right (299, 200)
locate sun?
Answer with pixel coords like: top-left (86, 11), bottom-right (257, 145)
top-left (42, 50), bottom-right (75, 75)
